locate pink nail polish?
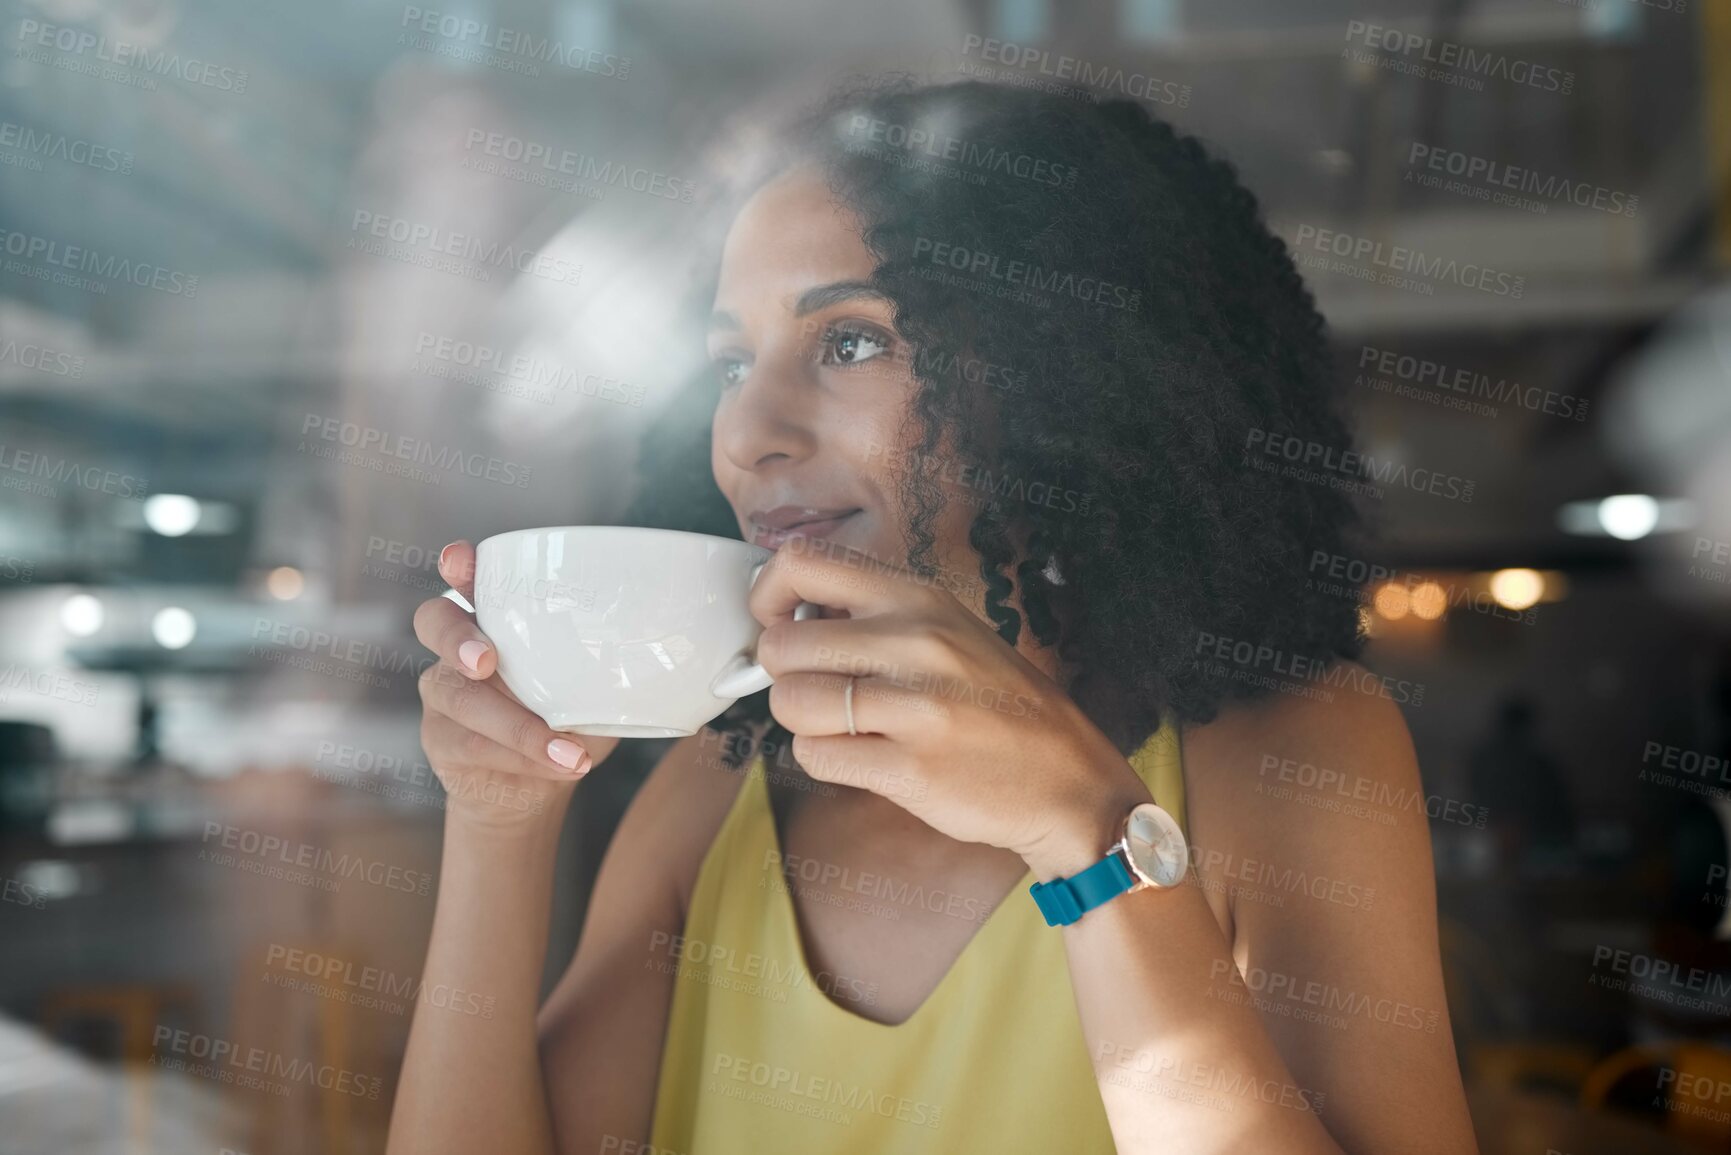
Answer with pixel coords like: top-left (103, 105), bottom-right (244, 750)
top-left (458, 640), bottom-right (489, 673)
top-left (548, 738), bottom-right (588, 772)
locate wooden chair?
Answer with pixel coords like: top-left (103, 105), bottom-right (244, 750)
top-left (38, 982), bottom-right (204, 1150)
top-left (1582, 1042), bottom-right (1731, 1147)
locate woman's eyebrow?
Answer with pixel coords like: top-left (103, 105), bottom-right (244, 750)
top-left (707, 280), bottom-right (886, 332)
top-left (792, 280), bottom-right (887, 316)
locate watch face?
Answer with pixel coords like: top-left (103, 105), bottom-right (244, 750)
top-left (1124, 803), bottom-right (1188, 888)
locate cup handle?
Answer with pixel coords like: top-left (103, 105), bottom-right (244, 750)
top-left (709, 562), bottom-right (822, 700)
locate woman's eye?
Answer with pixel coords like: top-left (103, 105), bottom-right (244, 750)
top-left (712, 357), bottom-right (748, 389)
top-left (822, 325), bottom-right (892, 367)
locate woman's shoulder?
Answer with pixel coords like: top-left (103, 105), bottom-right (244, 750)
top-left (1177, 660), bottom-right (1426, 902)
top-left (1182, 660), bottom-right (1416, 783)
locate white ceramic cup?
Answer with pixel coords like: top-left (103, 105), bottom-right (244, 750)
top-left (473, 526), bottom-right (818, 738)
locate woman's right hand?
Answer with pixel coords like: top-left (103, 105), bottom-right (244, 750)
top-left (413, 540), bottom-right (623, 829)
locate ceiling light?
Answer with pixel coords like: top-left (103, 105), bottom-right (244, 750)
top-left (60, 593), bottom-right (104, 637)
top-left (151, 607), bottom-right (196, 649)
top-left (143, 494), bottom-right (201, 537)
top-left (1489, 569), bottom-right (1544, 611)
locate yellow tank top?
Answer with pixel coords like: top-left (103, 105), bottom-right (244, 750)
top-left (648, 717), bottom-right (1187, 1152)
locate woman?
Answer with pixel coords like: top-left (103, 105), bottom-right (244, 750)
top-left (389, 78), bottom-right (1478, 1154)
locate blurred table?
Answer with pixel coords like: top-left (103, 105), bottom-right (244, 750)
top-left (0, 1012), bottom-right (242, 1154)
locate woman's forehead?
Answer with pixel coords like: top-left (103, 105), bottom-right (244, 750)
top-left (715, 167), bottom-right (875, 311)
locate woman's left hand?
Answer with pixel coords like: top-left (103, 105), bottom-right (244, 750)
top-left (749, 542), bottom-right (1153, 867)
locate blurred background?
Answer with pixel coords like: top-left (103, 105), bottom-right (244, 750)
top-left (1, 0), bottom-right (1729, 1151)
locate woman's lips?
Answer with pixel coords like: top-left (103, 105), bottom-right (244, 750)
top-left (751, 510), bottom-right (860, 549)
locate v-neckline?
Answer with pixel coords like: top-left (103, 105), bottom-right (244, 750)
top-left (758, 764), bottom-right (1032, 1031)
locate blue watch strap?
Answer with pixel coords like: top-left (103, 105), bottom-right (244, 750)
top-left (1028, 852), bottom-right (1136, 927)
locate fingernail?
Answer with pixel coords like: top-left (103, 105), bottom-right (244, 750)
top-left (458, 640), bottom-right (489, 673)
top-left (548, 739), bottom-right (588, 773)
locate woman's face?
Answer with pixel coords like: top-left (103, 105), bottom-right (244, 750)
top-left (707, 165), bottom-right (980, 593)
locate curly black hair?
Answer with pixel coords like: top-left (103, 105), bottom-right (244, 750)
top-left (625, 75), bottom-right (1369, 771)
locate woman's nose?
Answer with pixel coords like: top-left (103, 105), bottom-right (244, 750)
top-left (714, 346), bottom-right (818, 472)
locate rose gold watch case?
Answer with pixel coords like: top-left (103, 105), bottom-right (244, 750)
top-left (1114, 801), bottom-right (1189, 889)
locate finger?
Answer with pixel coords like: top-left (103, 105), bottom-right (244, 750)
top-left (422, 710), bottom-right (583, 786)
top-left (413, 591), bottom-right (496, 680)
top-left (768, 671), bottom-right (950, 740)
top-left (788, 733), bottom-right (923, 800)
top-left (749, 542), bottom-right (930, 627)
top-left (757, 614), bottom-right (948, 681)
top-left (437, 540), bottom-right (477, 604)
top-left (419, 662), bottom-right (591, 774)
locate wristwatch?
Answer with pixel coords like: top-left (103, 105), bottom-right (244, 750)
top-left (1028, 801), bottom-right (1189, 927)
